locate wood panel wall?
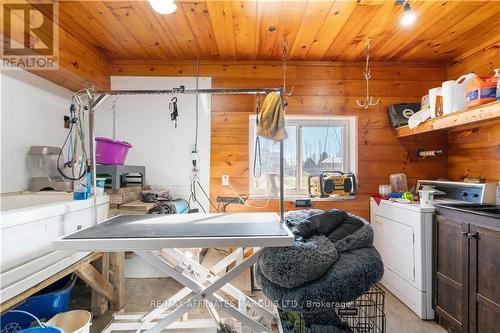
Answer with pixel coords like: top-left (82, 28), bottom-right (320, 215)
top-left (111, 61), bottom-right (449, 219)
top-left (447, 121), bottom-right (500, 183)
top-left (0, 3), bottom-right (110, 91)
top-left (447, 38), bottom-right (500, 79)
top-left (447, 39), bottom-right (500, 184)
top-left (31, 29), bottom-right (110, 91)
top-left (213, 64), bottom-right (448, 219)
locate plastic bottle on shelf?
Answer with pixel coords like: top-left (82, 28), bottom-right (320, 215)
top-left (465, 75), bottom-right (497, 107)
top-left (494, 69), bottom-right (500, 101)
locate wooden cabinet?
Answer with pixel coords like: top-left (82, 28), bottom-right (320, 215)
top-left (468, 225), bottom-right (500, 333)
top-left (434, 215), bottom-right (469, 332)
top-left (434, 208), bottom-right (500, 333)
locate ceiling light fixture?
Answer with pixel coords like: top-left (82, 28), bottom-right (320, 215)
top-left (148, 0), bottom-right (176, 15)
top-left (400, 1), bottom-right (416, 26)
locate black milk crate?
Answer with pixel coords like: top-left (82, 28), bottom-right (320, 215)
top-left (279, 284), bottom-right (386, 333)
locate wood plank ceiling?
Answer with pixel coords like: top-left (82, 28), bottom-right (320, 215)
top-left (59, 0), bottom-right (500, 63)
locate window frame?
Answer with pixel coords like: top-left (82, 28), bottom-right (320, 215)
top-left (248, 115), bottom-right (356, 198)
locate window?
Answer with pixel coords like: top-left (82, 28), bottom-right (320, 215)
top-left (249, 116), bottom-right (356, 197)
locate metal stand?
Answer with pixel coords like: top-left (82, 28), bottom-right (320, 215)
top-left (101, 248), bottom-right (279, 333)
top-left (85, 86), bottom-right (287, 223)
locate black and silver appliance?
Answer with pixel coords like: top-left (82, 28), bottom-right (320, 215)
top-left (416, 180), bottom-right (497, 204)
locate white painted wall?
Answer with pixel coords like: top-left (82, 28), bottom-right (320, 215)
top-left (0, 69), bottom-right (72, 193)
top-left (94, 76), bottom-right (212, 278)
top-left (94, 76), bottom-right (212, 212)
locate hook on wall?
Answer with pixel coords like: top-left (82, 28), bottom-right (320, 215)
top-left (356, 39), bottom-right (381, 109)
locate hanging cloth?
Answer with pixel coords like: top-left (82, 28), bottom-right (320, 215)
top-left (257, 92), bottom-right (288, 142)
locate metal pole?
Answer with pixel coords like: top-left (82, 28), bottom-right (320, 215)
top-left (279, 140), bottom-right (285, 222)
top-left (88, 91), bottom-right (97, 226)
top-left (112, 107), bottom-right (116, 140)
top-left (91, 87), bottom-right (283, 96)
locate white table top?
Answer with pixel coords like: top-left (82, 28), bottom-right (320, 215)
top-left (54, 212), bottom-right (294, 251)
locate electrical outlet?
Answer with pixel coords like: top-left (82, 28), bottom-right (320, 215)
top-left (64, 115), bottom-right (70, 129)
top-left (222, 175), bottom-right (229, 186)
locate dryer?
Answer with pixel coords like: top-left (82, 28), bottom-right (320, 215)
top-left (371, 198), bottom-right (434, 319)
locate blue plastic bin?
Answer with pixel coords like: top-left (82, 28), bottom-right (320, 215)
top-left (20, 326), bottom-right (64, 333)
top-left (1, 275), bottom-right (76, 330)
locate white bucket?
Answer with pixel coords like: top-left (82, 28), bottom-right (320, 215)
top-left (46, 310), bottom-right (92, 333)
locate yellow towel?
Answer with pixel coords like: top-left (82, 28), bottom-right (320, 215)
top-left (257, 92), bottom-right (288, 142)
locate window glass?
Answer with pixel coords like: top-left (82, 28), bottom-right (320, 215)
top-left (249, 116), bottom-right (354, 196)
top-left (252, 126), bottom-right (296, 192)
top-left (300, 125), bottom-right (344, 189)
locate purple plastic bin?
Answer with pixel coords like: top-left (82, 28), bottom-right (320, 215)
top-left (95, 137), bottom-right (132, 165)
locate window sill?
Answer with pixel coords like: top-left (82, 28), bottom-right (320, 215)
top-left (248, 195), bottom-right (357, 202)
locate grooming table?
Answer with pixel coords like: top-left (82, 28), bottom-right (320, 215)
top-left (54, 213), bottom-right (294, 333)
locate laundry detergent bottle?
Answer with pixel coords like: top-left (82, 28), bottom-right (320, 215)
top-left (465, 75), bottom-right (497, 107)
top-left (442, 73), bottom-right (476, 114)
top-left (494, 69), bottom-right (500, 101)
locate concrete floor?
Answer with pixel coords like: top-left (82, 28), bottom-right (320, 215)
top-left (71, 251), bottom-right (446, 333)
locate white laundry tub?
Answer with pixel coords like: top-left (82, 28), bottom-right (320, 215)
top-left (0, 192), bottom-right (109, 303)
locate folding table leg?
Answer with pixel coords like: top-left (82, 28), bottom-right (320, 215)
top-left (140, 287), bottom-right (192, 325)
top-left (206, 294), bottom-right (270, 333)
top-left (133, 248), bottom-right (275, 333)
top-left (161, 249), bottom-right (276, 322)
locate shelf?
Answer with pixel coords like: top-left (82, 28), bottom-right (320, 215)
top-left (395, 100), bottom-right (500, 137)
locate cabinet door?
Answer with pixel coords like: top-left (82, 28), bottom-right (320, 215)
top-left (434, 215), bottom-right (469, 333)
top-left (469, 225), bottom-right (500, 333)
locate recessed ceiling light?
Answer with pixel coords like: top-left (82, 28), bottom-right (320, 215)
top-left (148, 0), bottom-right (176, 15)
top-left (401, 2), bottom-right (416, 26)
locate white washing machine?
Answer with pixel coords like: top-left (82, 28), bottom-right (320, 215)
top-left (371, 180), bottom-right (498, 320)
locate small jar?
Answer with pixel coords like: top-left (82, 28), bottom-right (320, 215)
top-left (379, 184), bottom-right (391, 198)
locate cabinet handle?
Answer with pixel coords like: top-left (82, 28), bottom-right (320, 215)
top-left (460, 231), bottom-right (468, 237)
top-left (467, 232), bottom-right (478, 239)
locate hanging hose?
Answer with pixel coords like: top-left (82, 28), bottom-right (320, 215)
top-left (57, 94), bottom-right (89, 181)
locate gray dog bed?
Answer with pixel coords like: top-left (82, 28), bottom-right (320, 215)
top-left (256, 209), bottom-right (383, 324)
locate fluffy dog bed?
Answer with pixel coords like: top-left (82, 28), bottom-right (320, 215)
top-left (256, 209), bottom-right (383, 320)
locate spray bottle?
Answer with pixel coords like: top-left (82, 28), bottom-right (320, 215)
top-left (73, 164), bottom-right (92, 200)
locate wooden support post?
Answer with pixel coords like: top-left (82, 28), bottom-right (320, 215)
top-left (109, 252), bottom-right (125, 310)
top-left (90, 253), bottom-right (110, 316)
top-left (75, 262), bottom-right (113, 301)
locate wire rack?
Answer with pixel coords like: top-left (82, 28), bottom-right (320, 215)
top-left (279, 284), bottom-right (386, 333)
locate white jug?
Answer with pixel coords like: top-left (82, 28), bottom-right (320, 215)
top-left (428, 87), bottom-right (442, 118)
top-left (442, 73), bottom-right (476, 115)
